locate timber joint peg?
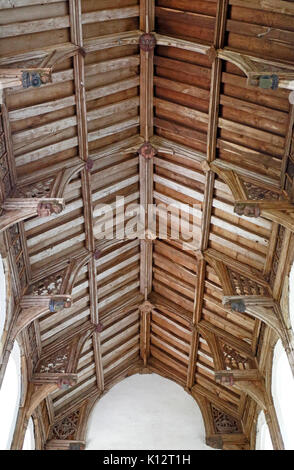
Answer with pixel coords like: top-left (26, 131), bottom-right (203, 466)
top-left (139, 33), bottom-right (156, 52)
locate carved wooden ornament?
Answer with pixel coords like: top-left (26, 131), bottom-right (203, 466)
top-left (139, 33), bottom-right (156, 52)
top-left (138, 142), bottom-right (157, 160)
top-left (37, 200), bottom-right (64, 217)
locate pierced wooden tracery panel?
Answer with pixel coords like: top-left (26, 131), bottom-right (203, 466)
top-left (8, 223), bottom-right (28, 292)
top-left (37, 345), bottom-right (71, 374)
top-left (28, 270), bottom-right (66, 296)
top-left (0, 108), bottom-right (12, 201)
top-left (51, 410), bottom-right (80, 441)
top-left (15, 178), bottom-right (54, 199)
top-left (211, 404), bottom-right (242, 434)
top-left (270, 225), bottom-right (285, 288)
top-left (242, 181), bottom-right (281, 201)
top-left (220, 340), bottom-right (254, 371)
top-left (27, 322), bottom-right (39, 371)
top-left (227, 268), bottom-right (270, 297)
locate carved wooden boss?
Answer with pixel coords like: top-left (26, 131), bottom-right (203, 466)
top-left (139, 33), bottom-right (156, 53)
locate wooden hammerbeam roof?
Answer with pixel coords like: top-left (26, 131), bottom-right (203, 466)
top-left (0, 0), bottom-right (294, 451)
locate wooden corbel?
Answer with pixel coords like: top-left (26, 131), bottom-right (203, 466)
top-left (139, 301), bottom-right (153, 367)
top-left (223, 294), bottom-right (294, 376)
top-left (0, 198), bottom-right (64, 233)
top-left (206, 434), bottom-right (250, 450)
top-left (31, 373), bottom-right (78, 389)
top-left (217, 49), bottom-right (294, 91)
top-left (211, 162), bottom-right (294, 230)
top-left (223, 295), bottom-right (282, 335)
top-left (45, 440), bottom-right (85, 450)
top-left (0, 68), bottom-right (52, 103)
top-left (10, 294), bottom-right (72, 343)
top-left (215, 369), bottom-right (262, 387)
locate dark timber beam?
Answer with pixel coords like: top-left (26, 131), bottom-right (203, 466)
top-left (69, 0), bottom-right (104, 393)
top-left (187, 0), bottom-right (229, 391)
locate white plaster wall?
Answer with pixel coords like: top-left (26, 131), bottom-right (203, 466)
top-left (23, 418), bottom-right (35, 450)
top-left (86, 374), bottom-right (211, 450)
top-left (0, 340), bottom-right (21, 450)
top-left (272, 340), bottom-right (294, 450)
top-left (289, 263), bottom-right (294, 329)
top-left (255, 411), bottom-right (273, 450)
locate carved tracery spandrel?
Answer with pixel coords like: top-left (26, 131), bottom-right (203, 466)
top-left (28, 270), bottom-right (66, 296)
top-left (227, 268), bottom-right (270, 297)
top-left (14, 178), bottom-right (54, 199)
top-left (220, 341), bottom-right (252, 371)
top-left (37, 345), bottom-right (71, 374)
top-left (51, 410), bottom-right (80, 441)
top-left (211, 405), bottom-right (241, 434)
top-left (242, 182), bottom-right (280, 201)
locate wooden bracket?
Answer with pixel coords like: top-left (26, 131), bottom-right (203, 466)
top-left (215, 369), bottom-right (262, 386)
top-left (216, 49), bottom-right (294, 91)
top-left (31, 373), bottom-right (78, 389)
top-left (223, 294), bottom-right (294, 376)
top-left (211, 162), bottom-right (294, 230)
top-left (0, 68), bottom-right (52, 103)
top-left (9, 294), bottom-right (73, 343)
top-left (45, 439), bottom-right (85, 450)
top-left (0, 198), bottom-right (64, 233)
